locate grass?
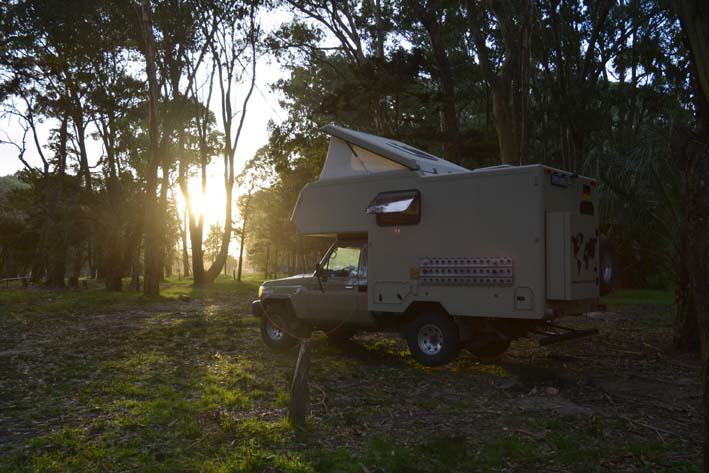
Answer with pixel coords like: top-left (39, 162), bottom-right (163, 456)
top-left (0, 274), bottom-right (261, 316)
top-left (602, 288), bottom-right (674, 308)
top-left (0, 278), bottom-right (699, 472)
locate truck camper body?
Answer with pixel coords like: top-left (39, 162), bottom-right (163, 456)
top-left (253, 125), bottom-right (606, 365)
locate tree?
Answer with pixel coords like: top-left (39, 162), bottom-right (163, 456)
top-left (176, 0), bottom-right (258, 287)
top-left (137, 0), bottom-right (216, 295)
top-left (673, 0), bottom-right (709, 467)
top-left (467, 0), bottom-right (534, 165)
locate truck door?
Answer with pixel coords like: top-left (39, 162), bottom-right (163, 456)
top-left (352, 244), bottom-right (370, 324)
top-left (308, 241), bottom-right (369, 324)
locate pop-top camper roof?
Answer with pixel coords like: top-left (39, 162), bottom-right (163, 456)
top-left (319, 125), bottom-right (468, 179)
top-left (292, 126), bottom-right (469, 235)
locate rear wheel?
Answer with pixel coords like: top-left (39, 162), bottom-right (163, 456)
top-left (260, 304), bottom-right (298, 352)
top-left (405, 312), bottom-right (460, 366)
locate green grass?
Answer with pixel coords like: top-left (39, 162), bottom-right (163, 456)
top-left (0, 274), bottom-right (261, 316)
top-left (0, 278), bottom-right (699, 472)
top-left (602, 288), bottom-right (674, 308)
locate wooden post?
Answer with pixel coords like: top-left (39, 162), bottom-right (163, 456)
top-left (288, 341), bottom-right (310, 430)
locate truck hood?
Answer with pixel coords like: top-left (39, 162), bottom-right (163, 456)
top-left (262, 273), bottom-right (314, 287)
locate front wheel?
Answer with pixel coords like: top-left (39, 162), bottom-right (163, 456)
top-left (405, 312), bottom-right (460, 366)
top-left (260, 312), bottom-right (297, 353)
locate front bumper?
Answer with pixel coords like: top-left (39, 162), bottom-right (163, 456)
top-left (251, 300), bottom-right (263, 317)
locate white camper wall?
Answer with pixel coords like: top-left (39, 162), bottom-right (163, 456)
top-left (543, 173), bottom-right (600, 301)
top-left (292, 170), bottom-right (420, 236)
top-left (367, 166), bottom-right (546, 320)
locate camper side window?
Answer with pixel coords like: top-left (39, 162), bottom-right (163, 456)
top-left (366, 190), bottom-right (421, 226)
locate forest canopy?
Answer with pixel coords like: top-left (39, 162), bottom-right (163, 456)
top-left (0, 0), bottom-right (708, 353)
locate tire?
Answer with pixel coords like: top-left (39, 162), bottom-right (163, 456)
top-left (260, 306), bottom-right (297, 353)
top-left (599, 237), bottom-right (617, 296)
top-left (405, 311), bottom-right (460, 366)
top-left (325, 326), bottom-right (356, 343)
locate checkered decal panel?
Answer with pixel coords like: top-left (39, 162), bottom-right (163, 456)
top-left (419, 257), bottom-right (514, 286)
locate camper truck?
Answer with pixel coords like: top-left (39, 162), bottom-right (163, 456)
top-left (251, 125), bottom-right (613, 366)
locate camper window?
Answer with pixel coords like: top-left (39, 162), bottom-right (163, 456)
top-left (366, 190), bottom-right (421, 226)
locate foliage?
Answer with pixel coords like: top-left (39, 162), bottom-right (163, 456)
top-left (240, 0), bottom-right (694, 291)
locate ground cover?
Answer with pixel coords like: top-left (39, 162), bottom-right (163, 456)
top-left (0, 281), bottom-right (700, 472)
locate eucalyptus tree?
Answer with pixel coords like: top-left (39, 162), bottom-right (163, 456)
top-left (0, 0), bottom-right (110, 287)
top-left (172, 0), bottom-right (259, 287)
top-left (465, 0), bottom-right (535, 165)
top-left (673, 0), bottom-right (709, 466)
top-left (136, 0), bottom-right (218, 295)
top-left (89, 45), bottom-right (146, 290)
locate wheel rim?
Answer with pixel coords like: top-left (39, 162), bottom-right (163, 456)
top-left (417, 324), bottom-right (444, 355)
top-left (266, 320), bottom-right (284, 340)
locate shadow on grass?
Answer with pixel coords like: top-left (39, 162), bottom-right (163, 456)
top-left (1, 300), bottom-right (313, 472)
top-left (0, 280), bottom-right (700, 473)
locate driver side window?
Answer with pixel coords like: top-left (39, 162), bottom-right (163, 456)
top-left (324, 245), bottom-right (361, 279)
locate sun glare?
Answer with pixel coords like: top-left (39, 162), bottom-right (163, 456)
top-left (177, 175), bottom-right (229, 229)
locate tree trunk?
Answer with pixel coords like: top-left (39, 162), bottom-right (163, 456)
top-left (674, 2), bottom-right (709, 467)
top-left (467, 1), bottom-right (530, 165)
top-left (680, 130), bottom-right (709, 470)
top-left (237, 192), bottom-right (252, 282)
top-left (418, 8), bottom-right (461, 163)
top-left (273, 247), bottom-right (279, 279)
top-left (181, 210), bottom-right (190, 277)
top-left (674, 243), bottom-right (700, 351)
top-left (203, 179), bottom-right (233, 282)
top-left (237, 226), bottom-right (246, 282)
top-left (491, 83), bottom-right (518, 165)
top-left (671, 125), bottom-right (709, 469)
top-left (46, 114), bottom-right (69, 289)
top-left (130, 243), bottom-right (142, 292)
top-left (190, 218), bottom-right (206, 284)
top-left (140, 0), bottom-right (163, 297)
top-left (264, 244), bottom-right (270, 280)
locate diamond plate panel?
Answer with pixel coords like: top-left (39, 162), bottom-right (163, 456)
top-left (419, 256), bottom-right (514, 286)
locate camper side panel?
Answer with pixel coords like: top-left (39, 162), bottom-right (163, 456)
top-left (368, 168), bottom-right (546, 319)
top-left (292, 170), bottom-right (416, 235)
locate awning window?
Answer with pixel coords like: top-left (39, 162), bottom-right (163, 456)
top-left (366, 190), bottom-right (421, 226)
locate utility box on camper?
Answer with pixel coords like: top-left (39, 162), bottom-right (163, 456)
top-left (252, 125), bottom-right (610, 366)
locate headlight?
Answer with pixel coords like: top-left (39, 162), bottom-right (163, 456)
top-left (258, 285), bottom-right (265, 298)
